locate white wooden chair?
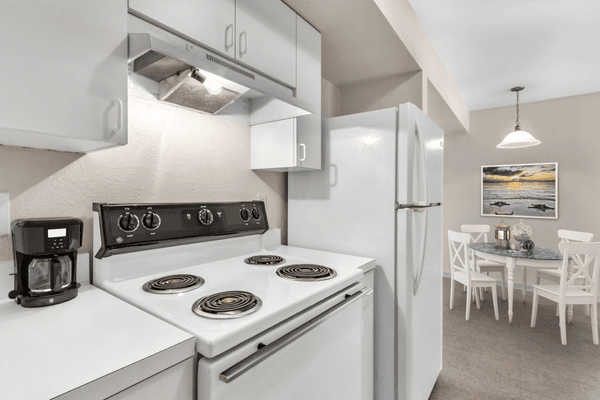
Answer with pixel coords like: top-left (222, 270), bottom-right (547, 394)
top-left (534, 230), bottom-right (595, 316)
top-left (448, 230), bottom-right (499, 321)
top-left (461, 224), bottom-right (507, 301)
top-left (531, 241), bottom-right (600, 345)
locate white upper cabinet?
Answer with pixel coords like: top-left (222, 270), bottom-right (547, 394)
top-left (0, 0), bottom-right (127, 153)
top-left (296, 15), bottom-right (321, 108)
top-left (235, 0), bottom-right (297, 87)
top-left (128, 0), bottom-right (236, 59)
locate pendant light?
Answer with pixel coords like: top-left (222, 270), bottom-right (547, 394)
top-left (496, 86), bottom-right (541, 149)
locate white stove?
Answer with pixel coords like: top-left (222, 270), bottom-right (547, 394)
top-left (92, 201), bottom-right (375, 400)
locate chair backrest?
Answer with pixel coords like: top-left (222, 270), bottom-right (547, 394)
top-left (558, 229), bottom-right (594, 243)
top-left (557, 241), bottom-right (600, 297)
top-left (448, 230), bottom-right (471, 278)
top-left (461, 224), bottom-right (490, 243)
top-left (558, 229), bottom-right (594, 264)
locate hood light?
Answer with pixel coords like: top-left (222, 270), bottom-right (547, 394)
top-left (191, 69), bottom-right (223, 95)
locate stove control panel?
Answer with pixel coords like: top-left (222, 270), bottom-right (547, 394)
top-left (93, 201), bottom-right (268, 259)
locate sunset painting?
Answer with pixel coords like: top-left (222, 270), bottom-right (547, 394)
top-left (481, 163), bottom-right (558, 219)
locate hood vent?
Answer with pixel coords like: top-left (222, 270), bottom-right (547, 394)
top-left (127, 24), bottom-right (314, 124)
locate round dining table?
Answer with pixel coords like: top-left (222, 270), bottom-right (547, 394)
top-left (468, 242), bottom-right (572, 324)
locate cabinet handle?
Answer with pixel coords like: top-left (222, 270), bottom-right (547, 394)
top-left (239, 31), bottom-right (247, 57)
top-left (225, 24), bottom-right (234, 51)
top-left (299, 143), bottom-right (306, 162)
top-left (111, 99), bottom-right (123, 135)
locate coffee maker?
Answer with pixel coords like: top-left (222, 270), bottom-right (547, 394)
top-left (8, 218), bottom-right (83, 307)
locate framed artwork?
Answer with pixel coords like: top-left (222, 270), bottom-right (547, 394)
top-left (481, 163), bottom-right (558, 219)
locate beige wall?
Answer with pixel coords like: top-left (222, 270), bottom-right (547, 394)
top-left (339, 71), bottom-right (422, 116)
top-left (321, 78), bottom-right (342, 118)
top-left (0, 94), bottom-right (287, 262)
top-left (373, 0), bottom-right (470, 133)
top-left (444, 92), bottom-right (600, 286)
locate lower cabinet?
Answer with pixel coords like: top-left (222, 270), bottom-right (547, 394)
top-left (250, 113), bottom-right (321, 171)
top-left (107, 358), bottom-right (194, 400)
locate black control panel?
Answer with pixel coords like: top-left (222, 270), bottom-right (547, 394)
top-left (93, 201), bottom-right (269, 259)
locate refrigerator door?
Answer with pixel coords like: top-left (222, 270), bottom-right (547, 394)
top-left (396, 103), bottom-right (443, 400)
top-left (289, 107), bottom-right (398, 400)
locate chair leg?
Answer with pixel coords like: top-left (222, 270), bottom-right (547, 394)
top-left (485, 272), bottom-right (489, 292)
top-left (475, 285), bottom-right (481, 310)
top-left (591, 303), bottom-right (598, 345)
top-left (531, 289), bottom-right (539, 328)
top-left (466, 284), bottom-right (472, 321)
top-left (449, 278), bottom-right (455, 310)
top-left (559, 302), bottom-right (567, 346)
top-left (491, 285), bottom-right (499, 321)
top-left (535, 270), bottom-right (541, 285)
top-left (585, 304), bottom-right (591, 317)
top-left (463, 284), bottom-right (466, 293)
top-left (556, 303), bottom-right (560, 317)
top-left (501, 268), bottom-right (507, 301)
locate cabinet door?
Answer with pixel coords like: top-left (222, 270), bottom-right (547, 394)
top-left (129, 0), bottom-right (235, 59)
top-left (250, 119), bottom-right (296, 170)
top-left (297, 113), bottom-right (322, 170)
top-left (0, 0), bottom-right (127, 152)
top-left (236, 0), bottom-right (296, 87)
top-left (296, 15), bottom-right (321, 109)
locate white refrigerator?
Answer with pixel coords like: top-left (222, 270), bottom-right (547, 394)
top-left (288, 103), bottom-right (443, 400)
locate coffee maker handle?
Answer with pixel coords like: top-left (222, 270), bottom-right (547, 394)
top-left (51, 258), bottom-right (63, 292)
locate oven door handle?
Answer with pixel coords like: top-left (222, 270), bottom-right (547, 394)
top-left (219, 289), bottom-right (369, 384)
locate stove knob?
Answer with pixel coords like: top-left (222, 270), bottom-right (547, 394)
top-left (251, 207), bottom-right (261, 220)
top-left (198, 209), bottom-right (214, 226)
top-left (142, 211), bottom-right (161, 230)
top-left (118, 213), bottom-right (139, 232)
top-left (240, 208), bottom-right (250, 222)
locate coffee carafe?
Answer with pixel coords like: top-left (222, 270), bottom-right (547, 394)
top-left (8, 218), bottom-right (83, 307)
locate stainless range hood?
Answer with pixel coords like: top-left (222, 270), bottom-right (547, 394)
top-left (127, 16), bottom-right (314, 125)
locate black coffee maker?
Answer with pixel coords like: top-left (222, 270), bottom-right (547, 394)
top-left (8, 218), bottom-right (83, 307)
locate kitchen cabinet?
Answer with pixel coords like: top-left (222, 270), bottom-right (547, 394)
top-left (128, 0), bottom-right (236, 59)
top-left (0, 0), bottom-right (128, 153)
top-left (250, 15), bottom-right (322, 171)
top-left (107, 359), bottom-right (193, 400)
top-left (235, 0), bottom-right (297, 87)
top-left (129, 0), bottom-right (297, 89)
top-left (250, 113), bottom-right (321, 171)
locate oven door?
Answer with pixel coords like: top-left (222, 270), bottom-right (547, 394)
top-left (198, 285), bottom-right (374, 400)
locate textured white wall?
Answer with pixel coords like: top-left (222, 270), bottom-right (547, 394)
top-left (0, 94), bottom-right (287, 262)
top-left (444, 92), bottom-right (600, 286)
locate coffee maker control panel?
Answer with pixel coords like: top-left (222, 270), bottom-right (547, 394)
top-left (46, 228), bottom-right (68, 252)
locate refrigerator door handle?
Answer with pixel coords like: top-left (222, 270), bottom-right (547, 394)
top-left (395, 202), bottom-right (441, 210)
top-left (414, 120), bottom-right (430, 205)
top-left (412, 208), bottom-right (428, 296)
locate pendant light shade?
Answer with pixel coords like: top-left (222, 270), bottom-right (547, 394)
top-left (497, 87), bottom-right (541, 149)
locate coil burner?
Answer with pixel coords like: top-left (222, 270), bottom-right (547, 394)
top-left (192, 291), bottom-right (263, 319)
top-left (142, 274), bottom-right (205, 294)
top-left (244, 255), bottom-right (286, 265)
top-left (276, 265), bottom-right (337, 281)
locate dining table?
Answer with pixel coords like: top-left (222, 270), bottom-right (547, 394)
top-left (468, 242), bottom-right (573, 324)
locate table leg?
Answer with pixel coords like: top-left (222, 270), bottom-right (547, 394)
top-left (522, 266), bottom-right (527, 303)
top-left (507, 257), bottom-right (516, 324)
top-left (567, 260), bottom-right (574, 324)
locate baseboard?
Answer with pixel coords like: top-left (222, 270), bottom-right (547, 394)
top-left (442, 272), bottom-right (600, 303)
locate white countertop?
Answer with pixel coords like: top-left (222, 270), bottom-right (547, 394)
top-left (0, 283), bottom-right (195, 400)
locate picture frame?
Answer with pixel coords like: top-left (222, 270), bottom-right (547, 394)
top-left (481, 162), bottom-right (558, 219)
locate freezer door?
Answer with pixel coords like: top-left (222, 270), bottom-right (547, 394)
top-left (397, 103), bottom-right (444, 205)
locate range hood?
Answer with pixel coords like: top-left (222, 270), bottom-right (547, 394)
top-left (127, 17), bottom-right (314, 125)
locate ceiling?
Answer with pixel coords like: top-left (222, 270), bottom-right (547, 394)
top-left (407, 0), bottom-right (600, 110)
top-left (283, 0), bottom-right (420, 87)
